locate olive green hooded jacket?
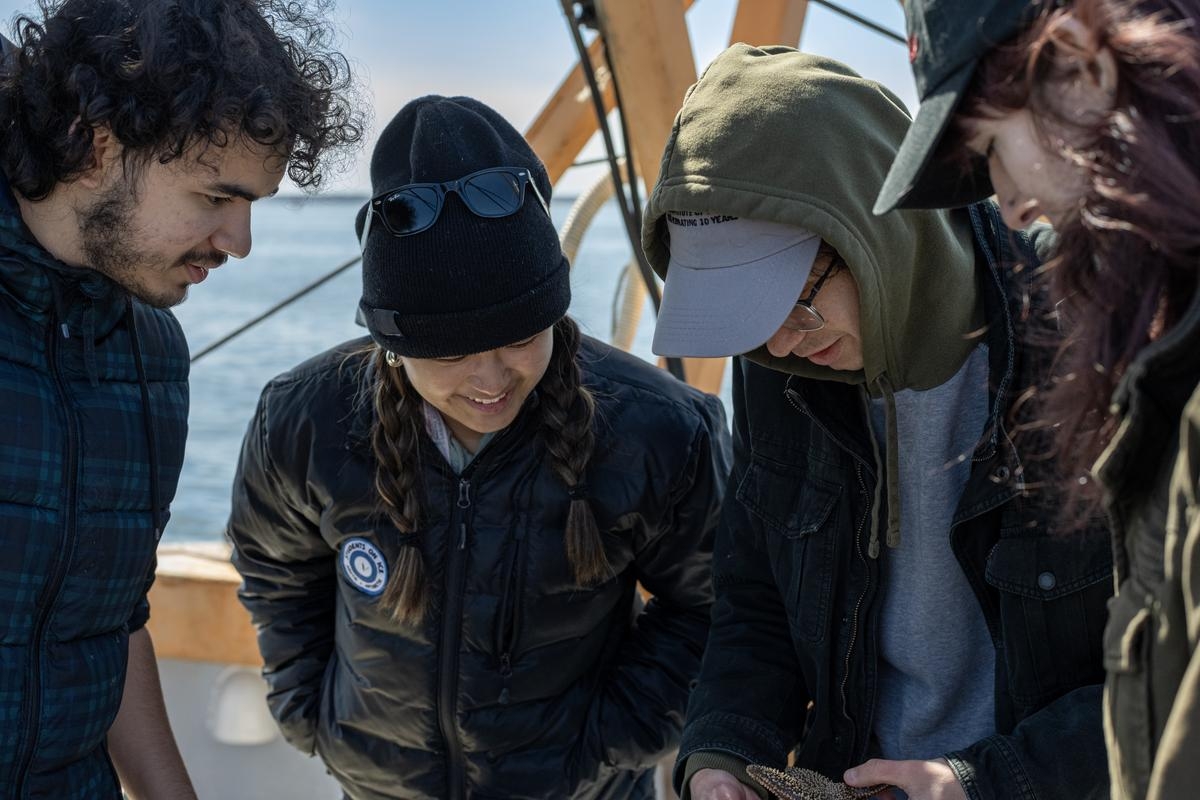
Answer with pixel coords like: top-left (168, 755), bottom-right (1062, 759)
top-left (642, 45), bottom-right (1109, 800)
top-left (643, 45), bottom-right (983, 560)
top-left (1095, 280), bottom-right (1200, 800)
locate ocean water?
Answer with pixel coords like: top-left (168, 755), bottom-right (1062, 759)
top-left (167, 195), bottom-right (727, 542)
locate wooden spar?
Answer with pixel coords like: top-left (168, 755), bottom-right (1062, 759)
top-left (730, 0), bottom-right (810, 48)
top-left (592, 0), bottom-right (728, 394)
top-left (592, 0), bottom-right (811, 394)
top-left (524, 0), bottom-right (695, 184)
top-left (525, 36), bottom-right (615, 184)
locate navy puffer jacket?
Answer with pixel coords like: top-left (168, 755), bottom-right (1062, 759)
top-left (0, 181), bottom-right (189, 798)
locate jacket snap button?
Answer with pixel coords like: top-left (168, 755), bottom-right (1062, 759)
top-left (993, 465), bottom-right (1011, 482)
top-left (1038, 571), bottom-right (1056, 591)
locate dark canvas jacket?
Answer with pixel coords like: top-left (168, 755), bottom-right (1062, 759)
top-left (1096, 275), bottom-right (1200, 800)
top-left (228, 335), bottom-right (730, 800)
top-left (675, 202), bottom-right (1113, 800)
top-left (634, 45), bottom-right (1111, 799)
top-left (0, 179), bottom-right (189, 797)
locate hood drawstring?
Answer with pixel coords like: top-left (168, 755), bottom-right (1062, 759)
top-left (126, 299), bottom-right (164, 541)
top-left (863, 374), bottom-right (902, 559)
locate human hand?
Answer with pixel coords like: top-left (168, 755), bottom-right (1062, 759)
top-left (843, 758), bottom-right (965, 800)
top-left (690, 768), bottom-right (761, 800)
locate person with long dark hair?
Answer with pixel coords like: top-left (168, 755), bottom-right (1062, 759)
top-left (227, 96), bottom-right (729, 800)
top-left (877, 2), bottom-right (1200, 797)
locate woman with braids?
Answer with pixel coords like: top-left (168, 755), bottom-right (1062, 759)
top-left (875, 1), bottom-right (1200, 798)
top-left (226, 96), bottom-right (730, 800)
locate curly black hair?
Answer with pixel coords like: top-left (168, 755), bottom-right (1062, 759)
top-left (0, 0), bottom-right (363, 198)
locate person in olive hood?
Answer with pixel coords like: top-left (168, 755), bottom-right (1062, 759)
top-left (228, 95), bottom-right (730, 800)
top-left (642, 45), bottom-right (1111, 800)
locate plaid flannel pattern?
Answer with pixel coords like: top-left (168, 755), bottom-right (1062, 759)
top-left (0, 212), bottom-right (189, 797)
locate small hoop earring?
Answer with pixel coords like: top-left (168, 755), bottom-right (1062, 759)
top-left (385, 351), bottom-right (402, 368)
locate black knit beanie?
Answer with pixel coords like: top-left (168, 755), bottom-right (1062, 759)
top-left (356, 95), bottom-right (569, 358)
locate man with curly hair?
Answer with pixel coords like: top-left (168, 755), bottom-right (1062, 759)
top-left (0, 1), bottom-right (361, 797)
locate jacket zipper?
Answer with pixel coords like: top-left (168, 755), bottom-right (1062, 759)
top-left (785, 386), bottom-right (875, 748)
top-left (496, 514), bottom-right (528, 705)
top-left (839, 463), bottom-right (871, 729)
top-left (437, 476), bottom-right (473, 800)
top-left (14, 313), bottom-right (81, 795)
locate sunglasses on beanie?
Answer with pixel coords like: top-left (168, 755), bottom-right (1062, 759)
top-left (360, 166), bottom-right (551, 250)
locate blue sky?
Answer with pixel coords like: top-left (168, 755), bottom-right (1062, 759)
top-left (0, 0), bottom-right (914, 195)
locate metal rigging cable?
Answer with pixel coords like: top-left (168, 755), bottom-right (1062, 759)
top-left (809, 0), bottom-right (906, 45)
top-left (189, 253), bottom-right (361, 364)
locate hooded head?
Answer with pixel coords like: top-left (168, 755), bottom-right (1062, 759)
top-left (643, 45), bottom-right (982, 394)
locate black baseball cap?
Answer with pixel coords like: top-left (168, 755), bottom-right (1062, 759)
top-left (874, 0), bottom-right (1045, 214)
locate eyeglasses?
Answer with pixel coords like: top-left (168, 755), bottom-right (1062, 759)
top-left (360, 166), bottom-right (550, 249)
top-left (780, 260), bottom-right (840, 333)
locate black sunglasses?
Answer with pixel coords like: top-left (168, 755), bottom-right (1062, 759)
top-left (360, 166), bottom-right (550, 249)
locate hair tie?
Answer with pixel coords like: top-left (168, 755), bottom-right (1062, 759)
top-left (394, 532), bottom-right (421, 548)
top-left (567, 483), bottom-right (589, 501)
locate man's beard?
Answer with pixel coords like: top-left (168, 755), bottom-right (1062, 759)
top-left (78, 181), bottom-right (223, 309)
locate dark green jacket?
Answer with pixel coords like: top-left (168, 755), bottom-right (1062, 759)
top-left (1096, 283), bottom-right (1200, 800)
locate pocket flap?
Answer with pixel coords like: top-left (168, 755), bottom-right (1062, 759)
top-left (1103, 591), bottom-right (1152, 674)
top-left (736, 459), bottom-right (840, 539)
top-left (984, 535), bottom-right (1113, 600)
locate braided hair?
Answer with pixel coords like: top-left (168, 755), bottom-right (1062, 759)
top-left (367, 316), bottom-right (607, 623)
top-left (537, 317), bottom-right (610, 585)
top-left (368, 346), bottom-right (429, 623)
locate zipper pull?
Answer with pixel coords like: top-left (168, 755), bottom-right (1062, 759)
top-left (458, 522), bottom-right (467, 551)
top-left (457, 479), bottom-right (471, 509)
top-left (60, 322), bottom-right (70, 339)
top-left (498, 653), bottom-right (512, 705)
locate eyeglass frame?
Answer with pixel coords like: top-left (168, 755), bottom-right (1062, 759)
top-left (359, 166), bottom-right (551, 250)
top-left (779, 257), bottom-right (842, 333)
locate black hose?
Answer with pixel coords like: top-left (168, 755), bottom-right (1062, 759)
top-left (560, 0), bottom-right (687, 382)
top-left (809, 0), bottom-right (906, 45)
top-left (605, 40), bottom-right (644, 240)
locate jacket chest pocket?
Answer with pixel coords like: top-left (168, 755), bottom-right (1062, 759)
top-left (737, 454), bottom-right (841, 645)
top-left (984, 534), bottom-right (1112, 707)
top-left (1102, 585), bottom-right (1156, 800)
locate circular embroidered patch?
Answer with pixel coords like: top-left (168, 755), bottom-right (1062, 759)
top-left (341, 538), bottom-right (388, 596)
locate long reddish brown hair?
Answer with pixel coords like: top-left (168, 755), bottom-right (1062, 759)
top-left (954, 0), bottom-right (1200, 512)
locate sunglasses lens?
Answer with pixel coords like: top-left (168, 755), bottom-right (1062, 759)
top-left (461, 171), bottom-right (523, 217)
top-left (381, 186), bottom-right (441, 235)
